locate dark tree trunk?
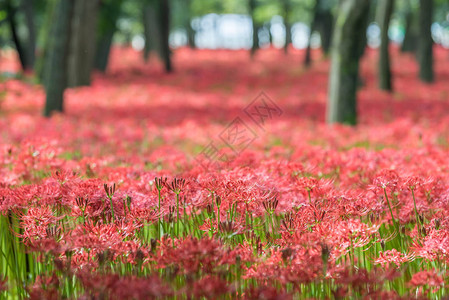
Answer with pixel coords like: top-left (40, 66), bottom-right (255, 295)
top-left (378, 0), bottom-right (395, 91)
top-left (185, 0), bottom-right (195, 49)
top-left (304, 0), bottom-right (320, 67)
top-left (249, 0), bottom-right (258, 57)
top-left (417, 0), bottom-right (434, 83)
top-left (401, 0), bottom-right (418, 53)
top-left (44, 0), bottom-right (73, 117)
top-left (159, 0), bottom-right (172, 72)
top-left (95, 0), bottom-right (123, 72)
top-left (282, 0), bottom-right (291, 54)
top-left (317, 5), bottom-right (333, 56)
top-left (143, 2), bottom-right (162, 61)
top-left (304, 31), bottom-right (313, 67)
top-left (186, 24), bottom-right (196, 49)
top-left (143, 4), bottom-right (153, 61)
top-left (6, 0), bottom-right (29, 70)
top-left (95, 30), bottom-right (115, 72)
top-left (22, 0), bottom-right (36, 68)
top-left (284, 23), bottom-right (291, 54)
top-left (265, 22), bottom-right (273, 46)
top-left (35, 0), bottom-right (58, 83)
top-left (356, 2), bottom-right (371, 88)
top-left (327, 0), bottom-right (371, 125)
top-left (67, 0), bottom-right (100, 87)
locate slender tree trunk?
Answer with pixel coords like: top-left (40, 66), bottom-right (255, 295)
top-left (356, 2), bottom-right (371, 88)
top-left (159, 0), bottom-right (172, 72)
top-left (143, 4), bottom-right (153, 61)
top-left (304, 30), bottom-right (313, 67)
top-left (185, 0), bottom-right (195, 49)
top-left (401, 0), bottom-right (417, 53)
top-left (327, 0), bottom-right (371, 125)
top-left (249, 0), bottom-right (258, 57)
top-left (44, 0), bottom-right (73, 117)
top-left (95, 30), bottom-right (115, 72)
top-left (36, 0), bottom-right (58, 83)
top-left (95, 0), bottom-right (122, 72)
top-left (284, 23), bottom-right (291, 54)
top-left (304, 0), bottom-right (320, 67)
top-left (265, 22), bottom-right (273, 46)
top-left (22, 0), bottom-right (36, 68)
top-left (417, 0), bottom-right (433, 83)
top-left (6, 0), bottom-right (28, 70)
top-left (317, 5), bottom-right (333, 56)
top-left (283, 0), bottom-right (291, 54)
top-left (378, 0), bottom-right (395, 91)
top-left (67, 0), bottom-right (100, 87)
top-left (143, 2), bottom-right (162, 61)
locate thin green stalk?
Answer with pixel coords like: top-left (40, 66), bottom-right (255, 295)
top-left (411, 189), bottom-right (423, 235)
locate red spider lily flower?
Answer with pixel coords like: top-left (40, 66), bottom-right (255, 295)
top-left (17, 206), bottom-right (64, 244)
top-left (27, 274), bottom-right (60, 300)
top-left (408, 270), bottom-right (443, 290)
top-left (243, 285), bottom-right (293, 300)
top-left (334, 267), bottom-right (400, 296)
top-left (77, 272), bottom-right (172, 300)
top-left (187, 275), bottom-right (234, 299)
top-left (403, 176), bottom-right (422, 191)
top-left (168, 178), bottom-right (187, 194)
top-left (372, 169), bottom-right (400, 193)
top-left (374, 249), bottom-right (415, 268)
top-left (156, 237), bottom-right (238, 274)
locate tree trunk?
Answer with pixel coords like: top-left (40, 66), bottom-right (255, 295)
top-left (249, 0), bottom-right (258, 57)
top-left (401, 0), bottom-right (418, 53)
top-left (317, 4), bottom-right (333, 56)
top-left (159, 0), bottom-right (172, 72)
top-left (44, 0), bottom-right (73, 117)
top-left (95, 0), bottom-right (122, 72)
top-left (265, 22), bottom-right (273, 46)
top-left (283, 0), bottom-right (291, 54)
top-left (185, 0), bottom-right (195, 49)
top-left (22, 0), bottom-right (36, 68)
top-left (143, 4), bottom-right (153, 61)
top-left (378, 0), bottom-right (394, 91)
top-left (304, 0), bottom-right (320, 67)
top-left (356, 2), bottom-right (371, 88)
top-left (67, 0), bottom-right (100, 87)
top-left (417, 0), bottom-right (433, 83)
top-left (143, 3), bottom-right (162, 61)
top-left (327, 0), bottom-right (371, 125)
top-left (95, 30), bottom-right (115, 72)
top-left (5, 0), bottom-right (29, 70)
top-left (35, 0), bottom-right (58, 83)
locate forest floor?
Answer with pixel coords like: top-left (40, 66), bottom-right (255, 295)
top-left (0, 46), bottom-right (449, 298)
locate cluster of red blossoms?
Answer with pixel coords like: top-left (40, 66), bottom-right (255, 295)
top-left (1, 46), bottom-right (449, 298)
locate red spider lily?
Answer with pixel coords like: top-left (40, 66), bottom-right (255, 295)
top-left (167, 178), bottom-right (187, 194)
top-left (17, 206), bottom-right (64, 244)
top-left (77, 272), bottom-right (172, 300)
top-left (187, 275), bottom-right (234, 299)
top-left (245, 244), bottom-right (324, 286)
top-left (374, 249), bottom-right (415, 268)
top-left (27, 274), bottom-right (60, 300)
top-left (333, 267), bottom-right (400, 296)
top-left (243, 285), bottom-right (293, 300)
top-left (372, 169), bottom-right (401, 193)
top-left (156, 237), bottom-right (239, 274)
top-left (408, 270), bottom-right (443, 290)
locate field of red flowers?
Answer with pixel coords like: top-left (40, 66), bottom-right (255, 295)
top-left (1, 46), bottom-right (449, 299)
